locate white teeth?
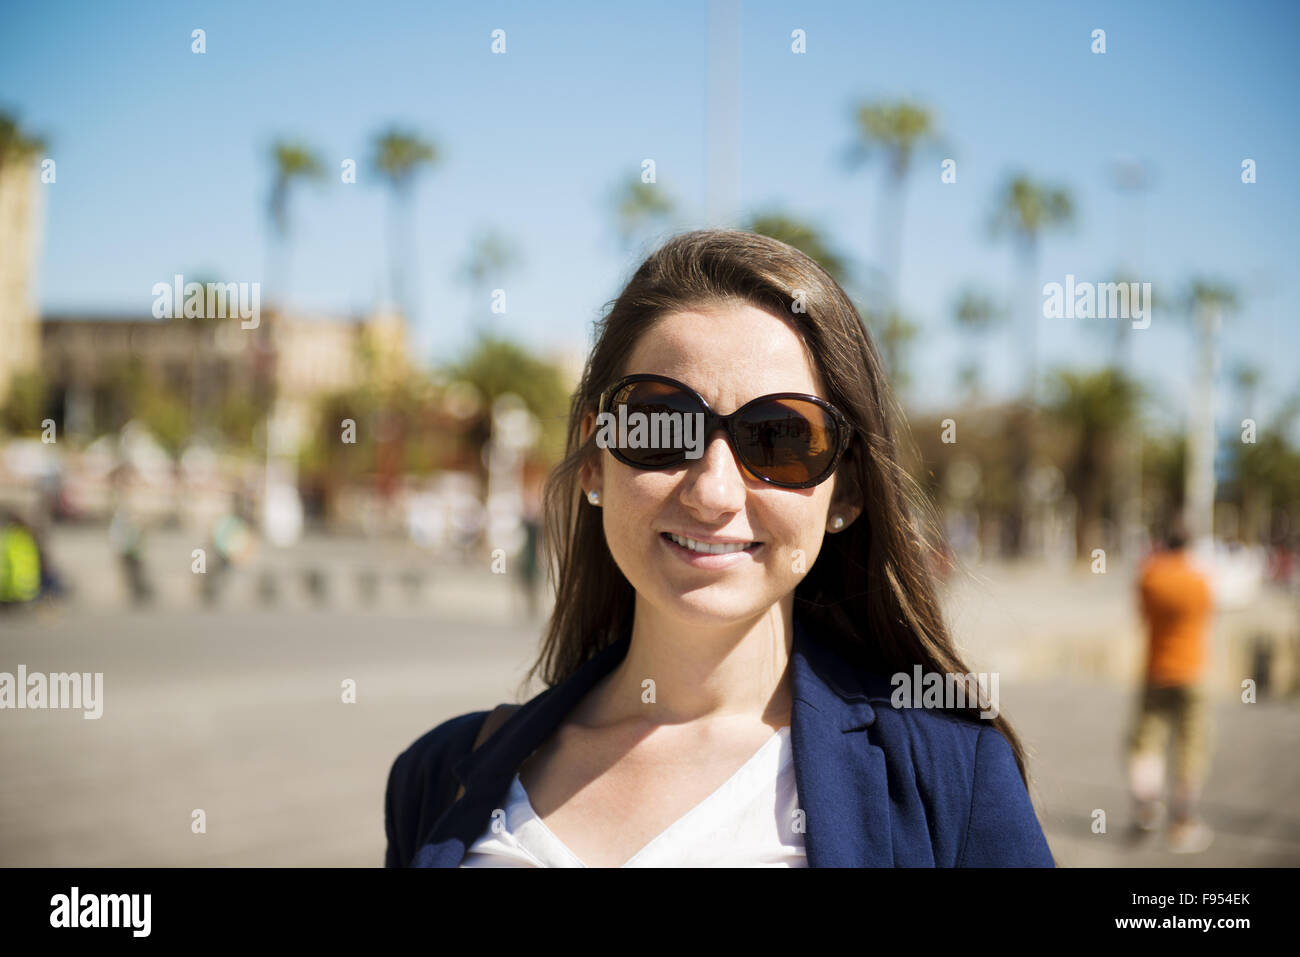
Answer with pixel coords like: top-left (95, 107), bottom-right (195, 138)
top-left (667, 533), bottom-right (753, 555)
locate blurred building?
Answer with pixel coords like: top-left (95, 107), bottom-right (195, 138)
top-left (38, 307), bottom-right (409, 439)
top-left (0, 151), bottom-right (43, 406)
top-left (276, 306), bottom-right (409, 397)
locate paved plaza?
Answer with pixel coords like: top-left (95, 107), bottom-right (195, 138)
top-left (1, 528), bottom-right (1296, 866)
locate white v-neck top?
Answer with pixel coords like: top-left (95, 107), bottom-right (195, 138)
top-left (458, 726), bottom-right (806, 867)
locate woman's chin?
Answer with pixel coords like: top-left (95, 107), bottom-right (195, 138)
top-left (649, 587), bottom-right (775, 628)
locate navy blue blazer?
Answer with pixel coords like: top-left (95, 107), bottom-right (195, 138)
top-left (385, 616), bottom-right (1056, 867)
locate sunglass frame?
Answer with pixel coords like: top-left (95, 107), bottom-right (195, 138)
top-left (596, 373), bottom-right (854, 489)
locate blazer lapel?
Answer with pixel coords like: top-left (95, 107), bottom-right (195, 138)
top-left (790, 618), bottom-right (894, 867)
top-left (413, 631), bottom-right (634, 867)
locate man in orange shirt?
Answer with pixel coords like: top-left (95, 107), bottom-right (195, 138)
top-left (1126, 517), bottom-right (1215, 853)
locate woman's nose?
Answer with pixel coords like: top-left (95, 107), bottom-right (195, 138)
top-left (678, 430), bottom-right (749, 516)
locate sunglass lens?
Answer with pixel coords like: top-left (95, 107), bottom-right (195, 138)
top-left (734, 398), bottom-right (838, 486)
top-left (609, 380), bottom-right (699, 467)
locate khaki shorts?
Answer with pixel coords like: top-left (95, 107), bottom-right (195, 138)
top-left (1127, 682), bottom-right (1213, 789)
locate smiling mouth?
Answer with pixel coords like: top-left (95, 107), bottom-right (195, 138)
top-left (661, 532), bottom-right (761, 555)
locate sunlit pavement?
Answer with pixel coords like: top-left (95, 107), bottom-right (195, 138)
top-left (1, 606), bottom-right (547, 866)
top-left (1008, 677), bottom-right (1300, 866)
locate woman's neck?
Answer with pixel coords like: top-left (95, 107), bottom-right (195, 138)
top-left (582, 598), bottom-right (796, 729)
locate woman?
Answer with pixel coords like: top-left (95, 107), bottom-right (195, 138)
top-left (385, 229), bottom-right (1055, 867)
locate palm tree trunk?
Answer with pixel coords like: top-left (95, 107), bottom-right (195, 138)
top-left (401, 192), bottom-right (417, 325)
top-left (1006, 235), bottom-right (1041, 559)
top-left (1075, 440), bottom-right (1102, 560)
top-left (267, 234), bottom-right (291, 313)
top-left (1021, 235), bottom-right (1041, 406)
top-left (1185, 303), bottom-right (1220, 545)
top-left (387, 192), bottom-right (403, 317)
top-left (1111, 338), bottom-right (1143, 563)
top-left (876, 166), bottom-right (906, 312)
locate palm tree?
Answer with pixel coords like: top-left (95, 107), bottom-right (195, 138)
top-left (1231, 360), bottom-right (1262, 423)
top-left (445, 335), bottom-right (571, 474)
top-left (989, 175), bottom-right (1073, 558)
top-left (745, 211), bottom-right (851, 284)
top-left (844, 99), bottom-right (940, 314)
top-left (1097, 269), bottom-right (1159, 367)
top-left (1235, 394), bottom-right (1300, 546)
top-left (1228, 362), bottom-right (1267, 543)
top-left (746, 211), bottom-right (917, 395)
top-left (266, 141), bottom-right (325, 307)
top-left (262, 141), bottom-right (324, 531)
top-left (0, 113), bottom-right (45, 167)
top-left (1098, 268), bottom-right (1157, 563)
top-left (458, 230), bottom-right (521, 335)
top-left (1109, 157), bottom-right (1154, 272)
top-left (989, 175), bottom-right (1074, 405)
top-left (613, 174), bottom-right (675, 252)
top-left (867, 306), bottom-right (920, 397)
top-left (951, 285), bottom-right (1007, 400)
top-left (371, 128), bottom-right (439, 323)
top-left (1045, 368), bottom-right (1144, 559)
top-left (1182, 278), bottom-right (1239, 546)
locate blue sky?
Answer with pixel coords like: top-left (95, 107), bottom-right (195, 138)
top-left (2, 0), bottom-right (1297, 428)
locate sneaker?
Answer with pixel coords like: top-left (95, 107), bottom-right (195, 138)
top-left (1167, 820), bottom-right (1214, 854)
top-left (1134, 799), bottom-right (1165, 832)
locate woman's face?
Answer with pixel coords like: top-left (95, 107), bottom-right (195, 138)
top-left (580, 302), bottom-right (861, 629)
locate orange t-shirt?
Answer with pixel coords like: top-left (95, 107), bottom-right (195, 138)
top-left (1138, 550), bottom-right (1213, 685)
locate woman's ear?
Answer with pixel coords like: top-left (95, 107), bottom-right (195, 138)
top-left (827, 503), bottom-right (862, 533)
top-left (827, 452), bottom-right (863, 533)
top-left (578, 411), bottom-right (603, 494)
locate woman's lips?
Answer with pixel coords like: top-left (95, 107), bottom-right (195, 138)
top-left (660, 531), bottom-right (762, 568)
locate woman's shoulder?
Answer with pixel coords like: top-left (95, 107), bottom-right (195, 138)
top-left (799, 627), bottom-right (1006, 765)
top-left (384, 709), bottom-right (494, 866)
top-left (856, 675), bottom-right (1012, 778)
top-left (852, 680), bottom-right (1053, 866)
top-left (387, 709), bottom-right (493, 790)
top-left (843, 665), bottom-right (1020, 785)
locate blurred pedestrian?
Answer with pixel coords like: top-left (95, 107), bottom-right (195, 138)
top-left (108, 463), bottom-right (153, 605)
top-left (0, 509), bottom-right (42, 607)
top-left (1126, 516), bottom-right (1215, 853)
top-left (200, 509), bottom-right (256, 605)
top-left (514, 471), bottom-right (544, 619)
top-left (29, 513), bottom-right (67, 601)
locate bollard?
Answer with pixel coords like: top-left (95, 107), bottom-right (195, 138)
top-left (257, 569), bottom-right (278, 605)
top-left (400, 567), bottom-right (424, 603)
top-left (302, 567), bottom-right (327, 605)
top-left (357, 568), bottom-right (378, 605)
top-left (1250, 632), bottom-right (1273, 698)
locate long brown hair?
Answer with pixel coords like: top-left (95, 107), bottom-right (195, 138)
top-left (521, 228), bottom-right (1033, 785)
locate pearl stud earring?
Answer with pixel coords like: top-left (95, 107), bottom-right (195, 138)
top-left (830, 515), bottom-right (844, 530)
top-left (587, 490), bottom-right (601, 505)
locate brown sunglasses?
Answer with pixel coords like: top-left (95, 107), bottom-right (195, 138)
top-left (596, 374), bottom-right (853, 489)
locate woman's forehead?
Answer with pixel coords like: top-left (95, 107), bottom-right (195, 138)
top-left (621, 306), bottom-right (824, 397)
